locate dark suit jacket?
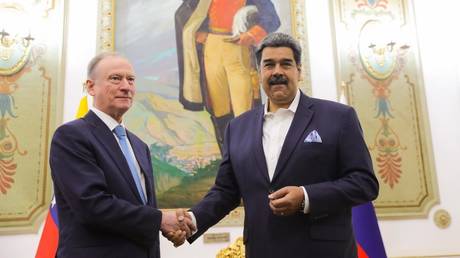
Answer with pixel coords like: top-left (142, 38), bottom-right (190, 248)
top-left (189, 93), bottom-right (379, 258)
top-left (50, 110), bottom-right (162, 258)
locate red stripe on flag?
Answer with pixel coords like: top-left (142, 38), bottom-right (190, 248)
top-left (35, 212), bottom-right (59, 258)
top-left (357, 243), bottom-right (369, 258)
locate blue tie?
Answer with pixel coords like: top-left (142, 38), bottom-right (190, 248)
top-left (113, 125), bottom-right (147, 204)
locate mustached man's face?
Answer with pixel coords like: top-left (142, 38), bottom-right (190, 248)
top-left (259, 47), bottom-right (301, 112)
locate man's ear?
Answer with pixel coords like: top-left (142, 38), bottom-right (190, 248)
top-left (86, 79), bottom-right (95, 96)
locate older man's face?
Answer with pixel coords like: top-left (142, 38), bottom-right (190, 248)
top-left (87, 56), bottom-right (136, 122)
top-left (259, 47), bottom-right (300, 112)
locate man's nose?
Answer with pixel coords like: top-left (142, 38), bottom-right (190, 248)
top-left (119, 78), bottom-right (133, 89)
top-left (273, 64), bottom-right (283, 75)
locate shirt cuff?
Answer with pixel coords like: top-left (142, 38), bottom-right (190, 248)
top-left (188, 211), bottom-right (198, 234)
top-left (301, 186), bottom-right (310, 214)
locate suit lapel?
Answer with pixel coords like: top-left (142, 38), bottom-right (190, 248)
top-left (84, 111), bottom-right (144, 204)
top-left (272, 94), bottom-right (314, 182)
top-left (253, 106), bottom-right (270, 183)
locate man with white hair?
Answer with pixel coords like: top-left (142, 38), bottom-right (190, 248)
top-left (50, 53), bottom-right (194, 257)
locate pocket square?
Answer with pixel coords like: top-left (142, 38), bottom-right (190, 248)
top-left (304, 130), bottom-right (322, 143)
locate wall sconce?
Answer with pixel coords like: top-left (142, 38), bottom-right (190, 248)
top-left (23, 32), bottom-right (35, 48)
top-left (0, 5), bottom-right (35, 76)
top-left (0, 29), bottom-right (10, 47)
top-left (0, 28), bottom-right (34, 48)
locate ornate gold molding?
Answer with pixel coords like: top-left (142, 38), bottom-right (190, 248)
top-left (291, 0), bottom-right (312, 95)
top-left (97, 0), bottom-right (114, 52)
top-left (433, 209), bottom-right (451, 229)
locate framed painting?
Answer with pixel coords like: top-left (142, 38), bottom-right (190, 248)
top-left (98, 0), bottom-right (311, 225)
top-left (331, 0), bottom-right (439, 218)
top-left (0, 0), bottom-right (64, 233)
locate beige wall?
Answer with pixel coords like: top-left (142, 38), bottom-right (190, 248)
top-left (0, 1), bottom-right (459, 257)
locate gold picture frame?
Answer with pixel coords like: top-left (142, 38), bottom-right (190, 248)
top-left (97, 0), bottom-right (311, 226)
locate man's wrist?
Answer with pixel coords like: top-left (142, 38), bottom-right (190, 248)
top-left (188, 211), bottom-right (198, 235)
top-left (300, 186), bottom-right (310, 214)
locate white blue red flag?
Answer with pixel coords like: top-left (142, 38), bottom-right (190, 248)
top-left (35, 197), bottom-right (59, 258)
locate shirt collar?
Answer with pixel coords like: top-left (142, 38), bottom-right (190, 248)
top-left (91, 107), bottom-right (124, 131)
top-left (264, 89), bottom-right (301, 116)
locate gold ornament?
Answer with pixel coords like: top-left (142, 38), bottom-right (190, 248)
top-left (216, 237), bottom-right (245, 258)
top-left (434, 209), bottom-right (451, 229)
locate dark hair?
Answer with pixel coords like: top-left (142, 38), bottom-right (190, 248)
top-left (87, 52), bottom-right (124, 79)
top-left (255, 32), bottom-right (302, 68)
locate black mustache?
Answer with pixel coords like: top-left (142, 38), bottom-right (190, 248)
top-left (268, 75), bottom-right (288, 86)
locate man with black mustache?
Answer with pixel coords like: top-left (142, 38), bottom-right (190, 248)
top-left (182, 33), bottom-right (379, 258)
top-left (175, 0), bottom-right (281, 154)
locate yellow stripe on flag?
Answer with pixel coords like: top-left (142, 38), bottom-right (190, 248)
top-left (75, 96), bottom-right (89, 118)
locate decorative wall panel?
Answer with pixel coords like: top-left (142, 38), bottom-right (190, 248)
top-left (0, 0), bottom-right (63, 233)
top-left (331, 0), bottom-right (439, 218)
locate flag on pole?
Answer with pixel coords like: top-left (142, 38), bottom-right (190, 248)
top-left (36, 96), bottom-right (89, 258)
top-left (353, 202), bottom-right (387, 258)
top-left (75, 95), bottom-right (89, 118)
top-left (35, 197), bottom-right (59, 258)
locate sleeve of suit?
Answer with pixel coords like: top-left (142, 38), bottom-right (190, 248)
top-left (304, 107), bottom-right (379, 218)
top-left (188, 123), bottom-right (241, 242)
top-left (50, 123), bottom-right (162, 246)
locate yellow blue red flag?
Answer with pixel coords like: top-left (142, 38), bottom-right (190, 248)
top-left (35, 96), bottom-right (88, 258)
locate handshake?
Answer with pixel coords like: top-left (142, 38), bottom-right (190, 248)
top-left (160, 209), bottom-right (196, 247)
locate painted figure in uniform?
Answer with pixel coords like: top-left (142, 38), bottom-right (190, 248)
top-left (175, 0), bottom-right (281, 153)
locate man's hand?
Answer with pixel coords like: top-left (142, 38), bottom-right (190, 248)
top-left (160, 209), bottom-right (196, 247)
top-left (237, 32), bottom-right (256, 46)
top-left (175, 209), bottom-right (196, 238)
top-left (195, 31), bottom-right (208, 44)
top-left (268, 186), bottom-right (304, 216)
top-left (161, 211), bottom-right (185, 247)
top-left (223, 32), bottom-right (256, 47)
top-left (165, 230), bottom-right (186, 247)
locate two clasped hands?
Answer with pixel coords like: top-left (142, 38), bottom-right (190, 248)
top-left (160, 209), bottom-right (195, 247)
top-left (159, 186), bottom-right (304, 247)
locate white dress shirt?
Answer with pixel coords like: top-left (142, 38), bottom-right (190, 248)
top-left (189, 90), bottom-right (310, 231)
top-left (263, 89), bottom-right (310, 213)
top-left (91, 107), bottom-right (147, 198)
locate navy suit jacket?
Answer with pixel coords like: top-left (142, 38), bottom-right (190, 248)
top-left (50, 110), bottom-right (162, 258)
top-left (189, 93), bottom-right (379, 258)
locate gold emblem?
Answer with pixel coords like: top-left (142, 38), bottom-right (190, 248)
top-left (0, 4), bottom-right (34, 76)
top-left (434, 209), bottom-right (451, 229)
